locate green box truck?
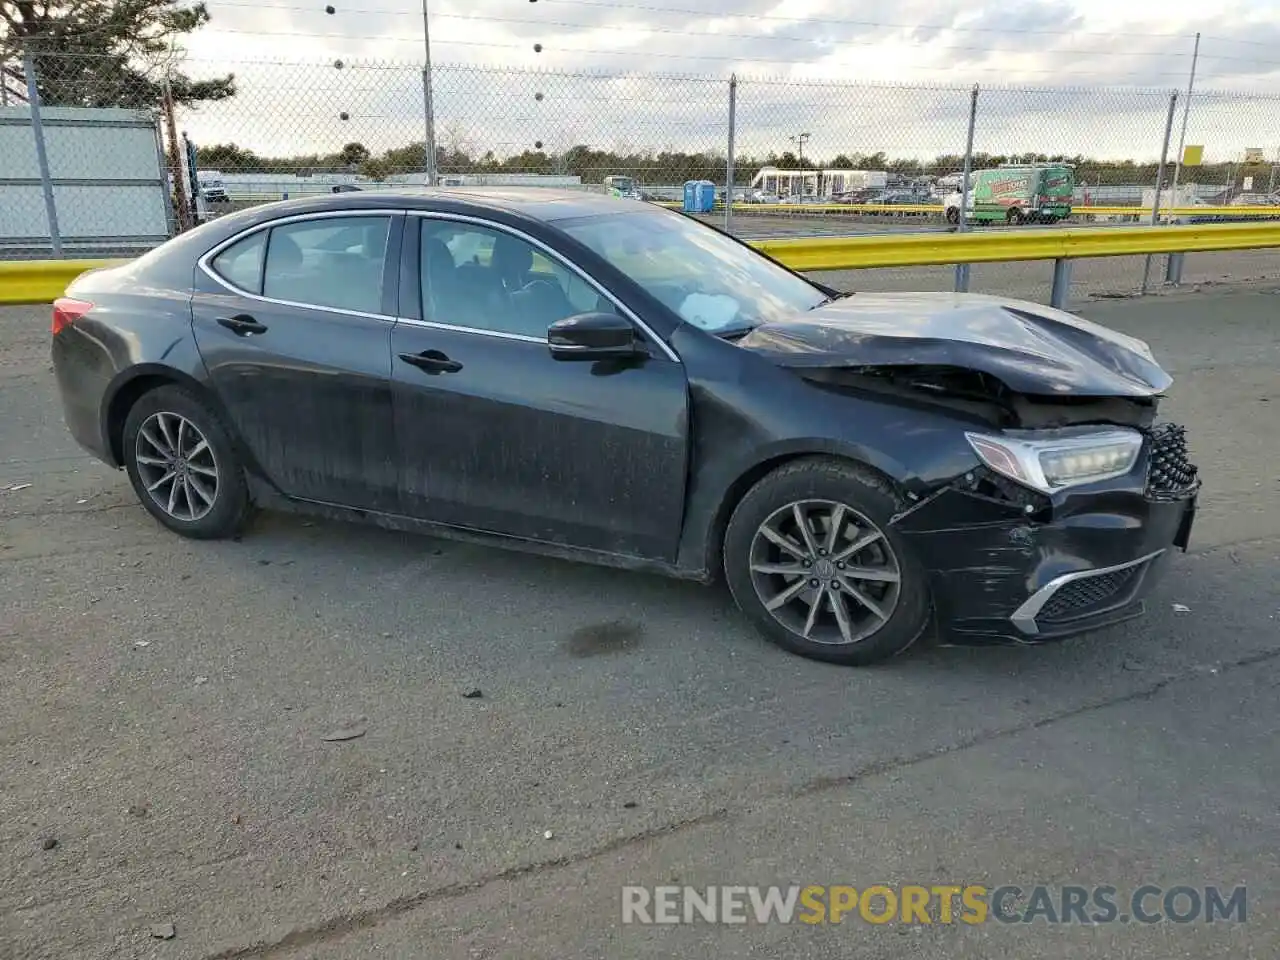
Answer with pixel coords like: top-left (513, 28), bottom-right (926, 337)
top-left (945, 164), bottom-right (1075, 225)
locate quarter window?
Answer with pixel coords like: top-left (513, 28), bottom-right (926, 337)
top-left (260, 216), bottom-right (392, 314)
top-left (419, 220), bottom-right (611, 339)
top-left (210, 230), bottom-right (266, 294)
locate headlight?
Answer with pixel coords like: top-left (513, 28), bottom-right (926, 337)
top-left (965, 429), bottom-right (1144, 493)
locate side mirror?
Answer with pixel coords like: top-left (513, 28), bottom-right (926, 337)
top-left (548, 312), bottom-right (644, 361)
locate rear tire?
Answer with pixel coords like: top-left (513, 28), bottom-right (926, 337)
top-left (122, 385), bottom-right (252, 540)
top-left (723, 458), bottom-right (931, 666)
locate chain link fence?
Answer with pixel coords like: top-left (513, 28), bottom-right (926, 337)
top-left (3, 51), bottom-right (1280, 301)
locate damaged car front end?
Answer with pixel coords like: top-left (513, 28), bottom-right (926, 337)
top-left (736, 292), bottom-right (1200, 646)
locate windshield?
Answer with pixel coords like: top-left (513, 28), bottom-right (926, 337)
top-left (556, 208), bottom-right (827, 334)
top-left (605, 177), bottom-right (635, 191)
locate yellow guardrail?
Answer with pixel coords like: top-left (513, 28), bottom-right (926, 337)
top-left (658, 201), bottom-right (1280, 217)
top-left (3, 220), bottom-right (1279, 306)
top-left (0, 259), bottom-right (130, 306)
top-left (751, 220), bottom-right (1280, 272)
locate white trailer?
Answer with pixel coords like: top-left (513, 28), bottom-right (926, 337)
top-left (750, 167), bottom-right (888, 198)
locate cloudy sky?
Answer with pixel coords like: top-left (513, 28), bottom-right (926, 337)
top-left (172, 0), bottom-right (1280, 168)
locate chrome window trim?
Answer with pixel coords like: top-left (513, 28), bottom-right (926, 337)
top-left (394, 315), bottom-right (545, 345)
top-left (406, 210), bottom-right (681, 363)
top-left (196, 209), bottom-right (398, 322)
top-left (1009, 549), bottom-right (1164, 636)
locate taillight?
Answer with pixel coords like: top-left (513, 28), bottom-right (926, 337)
top-left (52, 297), bottom-right (93, 335)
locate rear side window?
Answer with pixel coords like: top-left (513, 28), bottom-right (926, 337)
top-left (262, 216), bottom-right (392, 314)
top-left (210, 231), bottom-right (266, 294)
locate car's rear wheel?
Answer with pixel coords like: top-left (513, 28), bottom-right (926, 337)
top-left (723, 458), bottom-right (931, 665)
top-left (122, 385), bottom-right (251, 540)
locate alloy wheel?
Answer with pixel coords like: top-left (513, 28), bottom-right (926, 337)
top-left (748, 499), bottom-right (901, 646)
top-left (133, 411), bottom-right (220, 522)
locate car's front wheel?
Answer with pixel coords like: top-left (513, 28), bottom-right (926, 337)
top-left (122, 384), bottom-right (252, 540)
top-left (723, 458), bottom-right (931, 665)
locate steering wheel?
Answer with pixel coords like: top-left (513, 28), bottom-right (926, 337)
top-left (520, 276), bottom-right (562, 297)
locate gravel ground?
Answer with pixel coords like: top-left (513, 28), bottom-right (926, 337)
top-left (2, 285), bottom-right (1279, 959)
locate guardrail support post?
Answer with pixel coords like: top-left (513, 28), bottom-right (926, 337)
top-left (1165, 252), bottom-right (1185, 285)
top-left (23, 51), bottom-right (63, 258)
top-left (954, 84), bottom-right (979, 293)
top-left (1050, 258), bottom-right (1073, 308)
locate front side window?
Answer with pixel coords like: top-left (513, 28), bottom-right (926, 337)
top-left (261, 216), bottom-right (392, 314)
top-left (555, 207), bottom-right (827, 335)
top-left (419, 220), bottom-right (610, 339)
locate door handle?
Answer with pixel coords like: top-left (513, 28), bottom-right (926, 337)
top-left (399, 350), bottom-right (463, 374)
top-left (216, 314), bottom-right (268, 336)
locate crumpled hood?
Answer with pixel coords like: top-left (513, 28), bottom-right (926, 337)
top-left (735, 292), bottom-right (1172, 396)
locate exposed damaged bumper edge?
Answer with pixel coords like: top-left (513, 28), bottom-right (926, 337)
top-left (1009, 549), bottom-right (1166, 638)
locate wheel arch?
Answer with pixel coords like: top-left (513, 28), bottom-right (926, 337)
top-left (697, 441), bottom-right (915, 581)
top-left (102, 365), bottom-right (231, 468)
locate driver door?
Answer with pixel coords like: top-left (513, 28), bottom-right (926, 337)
top-left (389, 216), bottom-right (690, 562)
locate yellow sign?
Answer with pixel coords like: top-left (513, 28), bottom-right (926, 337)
top-left (1182, 145), bottom-right (1204, 166)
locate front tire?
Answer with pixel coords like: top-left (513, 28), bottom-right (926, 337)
top-left (723, 458), bottom-right (931, 665)
top-left (122, 384), bottom-right (251, 540)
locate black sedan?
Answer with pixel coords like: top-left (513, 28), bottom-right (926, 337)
top-left (51, 189), bottom-right (1199, 665)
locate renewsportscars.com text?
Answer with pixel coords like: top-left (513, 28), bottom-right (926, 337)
top-left (621, 884), bottom-right (1247, 925)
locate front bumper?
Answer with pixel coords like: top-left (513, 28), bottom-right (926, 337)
top-left (894, 452), bottom-right (1198, 646)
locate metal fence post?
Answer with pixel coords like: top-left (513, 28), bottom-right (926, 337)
top-left (421, 0), bottom-right (437, 186)
top-left (1165, 32), bottom-right (1199, 285)
top-left (724, 74), bottom-right (737, 232)
top-left (1141, 91), bottom-right (1178, 295)
top-left (23, 51), bottom-right (63, 258)
top-left (954, 84), bottom-right (978, 293)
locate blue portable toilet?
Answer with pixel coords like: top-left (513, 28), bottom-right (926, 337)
top-left (696, 180), bottom-right (716, 212)
top-left (683, 180), bottom-right (717, 213)
top-left (682, 180), bottom-right (699, 213)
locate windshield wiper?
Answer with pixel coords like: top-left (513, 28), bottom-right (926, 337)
top-left (812, 291), bottom-right (855, 308)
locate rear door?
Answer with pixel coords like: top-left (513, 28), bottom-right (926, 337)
top-left (972, 171), bottom-right (997, 219)
top-left (190, 211), bottom-right (402, 512)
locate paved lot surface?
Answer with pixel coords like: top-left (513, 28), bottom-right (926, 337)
top-left (2, 284), bottom-right (1279, 959)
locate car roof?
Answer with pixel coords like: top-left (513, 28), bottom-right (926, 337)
top-left (230, 187), bottom-right (639, 224)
